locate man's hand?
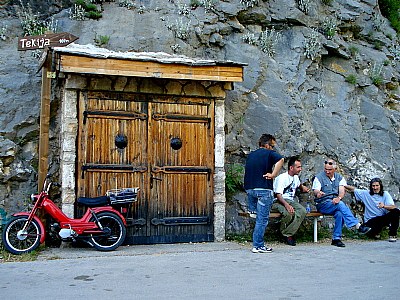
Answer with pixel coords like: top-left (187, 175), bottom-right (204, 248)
top-left (263, 173), bottom-right (274, 180)
top-left (284, 203), bottom-right (295, 215)
top-left (332, 197), bottom-right (341, 204)
top-left (300, 184), bottom-right (310, 193)
top-left (315, 190), bottom-right (325, 198)
top-left (263, 158), bottom-right (284, 180)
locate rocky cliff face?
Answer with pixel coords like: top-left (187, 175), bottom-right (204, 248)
top-left (0, 1), bottom-right (399, 219)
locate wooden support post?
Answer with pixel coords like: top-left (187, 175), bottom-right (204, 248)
top-left (38, 51), bottom-right (52, 192)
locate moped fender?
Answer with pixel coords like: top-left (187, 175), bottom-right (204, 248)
top-left (91, 207), bottom-right (127, 225)
top-left (13, 212), bottom-right (46, 244)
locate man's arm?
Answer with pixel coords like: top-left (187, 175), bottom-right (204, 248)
top-left (378, 203), bottom-right (397, 210)
top-left (332, 185), bottom-right (346, 204)
top-left (339, 185), bottom-right (346, 198)
top-left (344, 185), bottom-right (356, 192)
top-left (379, 192), bottom-right (397, 210)
top-left (312, 177), bottom-right (325, 198)
top-left (263, 158), bottom-right (284, 180)
top-left (276, 193), bottom-right (294, 214)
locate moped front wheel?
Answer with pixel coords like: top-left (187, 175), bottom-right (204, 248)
top-left (2, 216), bottom-right (42, 255)
top-left (90, 212), bottom-right (126, 251)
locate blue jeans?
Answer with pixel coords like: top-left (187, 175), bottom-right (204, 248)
top-left (246, 189), bottom-right (258, 212)
top-left (247, 189), bottom-right (274, 248)
top-left (316, 200), bottom-right (359, 240)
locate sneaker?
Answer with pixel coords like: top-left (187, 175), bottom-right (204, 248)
top-left (331, 239), bottom-right (345, 247)
top-left (249, 211), bottom-right (257, 219)
top-left (285, 236), bottom-right (296, 246)
top-left (389, 236), bottom-right (397, 242)
top-left (357, 224), bottom-right (371, 235)
top-left (252, 246), bottom-right (273, 253)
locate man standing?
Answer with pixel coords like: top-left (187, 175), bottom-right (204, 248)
top-left (312, 159), bottom-right (371, 247)
top-left (346, 178), bottom-right (399, 242)
top-left (244, 134), bottom-right (284, 253)
top-left (272, 157), bottom-right (309, 246)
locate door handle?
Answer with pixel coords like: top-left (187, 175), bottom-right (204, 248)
top-left (150, 174), bottom-right (162, 189)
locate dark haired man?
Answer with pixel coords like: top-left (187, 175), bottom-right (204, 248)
top-left (244, 134), bottom-right (284, 253)
top-left (272, 157), bottom-right (309, 246)
top-left (312, 159), bottom-right (371, 247)
top-left (345, 178), bottom-right (399, 242)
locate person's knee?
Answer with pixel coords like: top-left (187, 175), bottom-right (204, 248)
top-left (299, 206), bottom-right (306, 215)
top-left (337, 201), bottom-right (348, 210)
top-left (295, 210), bottom-right (306, 220)
top-left (390, 208), bottom-right (400, 217)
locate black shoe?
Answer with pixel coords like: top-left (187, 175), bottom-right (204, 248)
top-left (331, 239), bottom-right (345, 247)
top-left (285, 236), bottom-right (296, 246)
top-left (357, 224), bottom-right (371, 235)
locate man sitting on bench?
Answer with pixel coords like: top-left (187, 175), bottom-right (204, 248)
top-left (312, 159), bottom-right (371, 247)
top-left (272, 157), bottom-right (309, 246)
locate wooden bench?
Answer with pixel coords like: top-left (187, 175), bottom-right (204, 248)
top-left (238, 211), bottom-right (324, 243)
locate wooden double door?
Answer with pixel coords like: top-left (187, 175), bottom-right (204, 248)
top-left (76, 91), bottom-right (215, 244)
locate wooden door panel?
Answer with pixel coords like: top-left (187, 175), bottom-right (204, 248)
top-left (84, 117), bottom-right (145, 165)
top-left (150, 172), bottom-right (211, 238)
top-left (78, 91), bottom-right (148, 195)
top-left (82, 171), bottom-right (145, 198)
top-left (151, 121), bottom-right (211, 166)
top-left (149, 101), bottom-right (214, 240)
top-left (77, 92), bottom-right (215, 243)
top-left (151, 102), bottom-right (213, 166)
top-left (150, 172), bottom-right (210, 217)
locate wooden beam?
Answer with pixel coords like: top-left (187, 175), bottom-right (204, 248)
top-left (58, 55), bottom-right (244, 82)
top-left (38, 52), bottom-right (52, 192)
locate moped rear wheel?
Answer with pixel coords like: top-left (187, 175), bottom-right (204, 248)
top-left (2, 216), bottom-right (42, 255)
top-left (90, 212), bottom-right (126, 251)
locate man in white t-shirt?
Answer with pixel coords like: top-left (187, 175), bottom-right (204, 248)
top-left (272, 157), bottom-right (309, 246)
top-left (346, 177), bottom-right (399, 242)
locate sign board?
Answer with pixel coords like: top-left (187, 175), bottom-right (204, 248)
top-left (18, 32), bottom-right (78, 51)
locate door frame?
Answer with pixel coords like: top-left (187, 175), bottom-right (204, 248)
top-left (58, 75), bottom-right (228, 241)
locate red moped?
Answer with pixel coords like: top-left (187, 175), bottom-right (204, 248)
top-left (2, 174), bottom-right (139, 254)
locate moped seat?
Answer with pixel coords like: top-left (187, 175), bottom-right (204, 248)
top-left (77, 195), bottom-right (110, 207)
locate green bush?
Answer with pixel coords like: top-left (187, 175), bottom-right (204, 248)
top-left (374, 40), bottom-right (384, 50)
top-left (75, 0), bottom-right (86, 6)
top-left (16, 1), bottom-right (58, 36)
top-left (86, 10), bottom-right (102, 20)
top-left (345, 74), bottom-right (357, 84)
top-left (379, 0), bottom-right (400, 33)
top-left (349, 45), bottom-right (359, 56)
top-left (369, 62), bottom-right (384, 86)
top-left (85, 3), bottom-right (98, 11)
top-left (225, 163), bottom-right (244, 198)
top-left (73, 0), bottom-right (103, 20)
top-left (94, 34), bottom-right (110, 47)
top-left (372, 76), bottom-right (384, 86)
top-left (322, 17), bottom-right (337, 39)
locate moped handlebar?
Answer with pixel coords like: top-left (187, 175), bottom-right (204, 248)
top-left (42, 173), bottom-right (60, 193)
